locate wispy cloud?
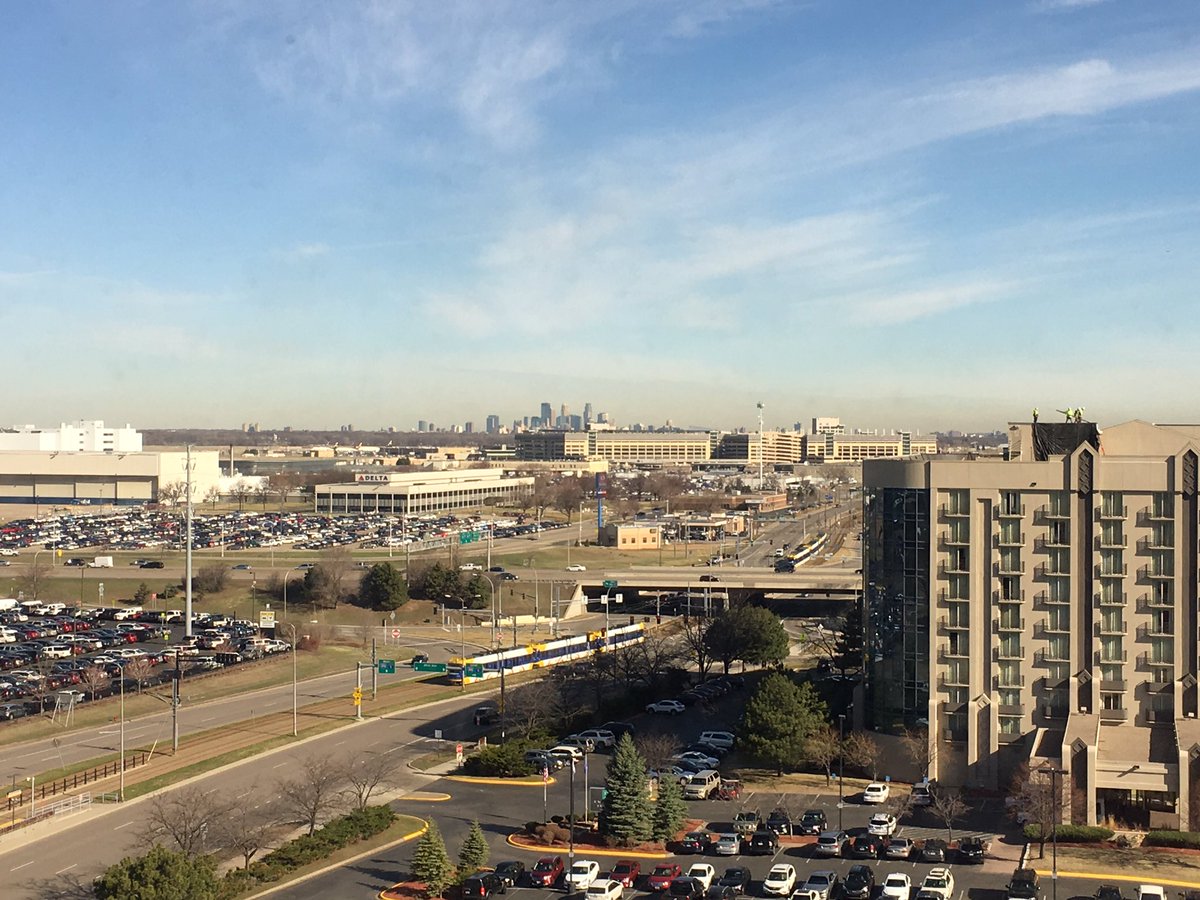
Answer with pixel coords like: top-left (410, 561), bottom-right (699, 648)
top-left (668, 0), bottom-right (791, 38)
top-left (849, 281), bottom-right (1014, 325)
top-left (1034, 0), bottom-right (1111, 11)
top-left (278, 242), bottom-right (331, 261)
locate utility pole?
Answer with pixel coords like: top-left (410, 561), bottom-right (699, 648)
top-left (757, 401), bottom-right (765, 490)
top-left (172, 649), bottom-right (181, 752)
top-left (289, 623), bottom-right (298, 737)
top-left (837, 713), bottom-right (845, 831)
top-left (371, 638), bottom-right (378, 700)
top-left (184, 444), bottom-right (194, 638)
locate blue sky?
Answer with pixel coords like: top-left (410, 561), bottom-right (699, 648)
top-left (2, 0), bottom-right (1198, 433)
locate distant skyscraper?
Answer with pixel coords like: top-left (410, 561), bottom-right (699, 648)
top-left (417, 420), bottom-right (428, 432)
top-left (540, 402), bottom-right (552, 427)
top-left (486, 414), bottom-right (501, 434)
top-left (583, 402), bottom-right (593, 426)
top-left (597, 411), bottom-right (610, 424)
top-left (464, 421), bottom-right (474, 434)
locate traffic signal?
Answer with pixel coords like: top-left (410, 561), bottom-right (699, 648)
top-left (352, 687), bottom-right (363, 707)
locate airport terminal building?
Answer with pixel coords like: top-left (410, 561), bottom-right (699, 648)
top-left (314, 470), bottom-right (535, 515)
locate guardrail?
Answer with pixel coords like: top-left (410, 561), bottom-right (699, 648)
top-left (0, 792), bottom-right (93, 838)
top-left (34, 751), bottom-right (149, 802)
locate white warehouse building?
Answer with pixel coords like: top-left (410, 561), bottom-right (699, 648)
top-left (314, 470), bottom-right (535, 515)
top-left (0, 420), bottom-right (143, 453)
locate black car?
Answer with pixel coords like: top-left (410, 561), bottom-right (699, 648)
top-left (842, 865), bottom-right (874, 900)
top-left (1094, 886), bottom-right (1123, 900)
top-left (669, 878), bottom-right (705, 900)
top-left (1006, 869), bottom-right (1042, 900)
top-left (461, 873), bottom-right (507, 899)
top-left (706, 887), bottom-right (737, 900)
top-left (716, 868), bottom-right (750, 894)
top-left (746, 830), bottom-right (779, 856)
top-left (410, 653), bottom-right (430, 665)
top-left (679, 831), bottom-right (714, 854)
top-left (958, 837), bottom-right (986, 864)
top-left (797, 809), bottom-right (827, 835)
top-left (493, 862), bottom-right (525, 887)
top-left (848, 835), bottom-right (885, 859)
top-left (602, 720), bottom-right (636, 739)
top-left (921, 839), bottom-right (948, 863)
top-left (765, 809), bottom-right (792, 836)
top-left (139, 560), bottom-right (165, 569)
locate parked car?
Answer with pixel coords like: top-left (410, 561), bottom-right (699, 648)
top-left (1136, 889), bottom-right (1166, 900)
top-left (761, 865), bottom-right (797, 896)
top-left (668, 878), bottom-right (705, 900)
top-left (868, 813), bottom-right (897, 836)
top-left (797, 809), bottom-right (827, 835)
top-left (586, 880), bottom-right (624, 900)
top-left (713, 834), bottom-right (741, 856)
top-left (493, 862), bottom-right (525, 887)
top-left (679, 831), bottom-right (715, 854)
top-left (567, 860), bottom-right (602, 891)
top-left (921, 840), bottom-right (948, 863)
top-left (765, 809), bottom-right (792, 835)
top-left (646, 699), bottom-right (686, 715)
top-left (648, 864), bottom-right (683, 892)
top-left (732, 810), bottom-right (761, 834)
top-left (862, 782), bottom-right (890, 803)
top-left (843, 867), bottom-right (874, 900)
top-left (882, 873), bottom-right (913, 900)
top-left (698, 730), bottom-right (736, 749)
top-left (885, 837), bottom-right (916, 860)
top-left (1094, 887), bottom-right (1124, 900)
top-left (802, 871), bottom-right (841, 900)
top-left (461, 873), bottom-right (507, 899)
top-left (609, 861), bottom-right (640, 888)
top-left (815, 830), bottom-right (850, 857)
top-left (530, 856), bottom-right (564, 888)
top-left (911, 781), bottom-right (933, 806)
top-left (746, 831), bottom-right (778, 856)
top-left (848, 835), bottom-right (886, 859)
top-left (921, 868), bottom-right (954, 900)
top-left (716, 867), bottom-right (750, 893)
top-left (686, 865), bottom-right (715, 891)
top-left (1006, 869), bottom-right (1042, 900)
top-left (958, 837), bottom-right (986, 864)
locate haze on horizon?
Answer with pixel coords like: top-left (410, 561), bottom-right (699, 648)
top-left (2, 1), bottom-right (1198, 434)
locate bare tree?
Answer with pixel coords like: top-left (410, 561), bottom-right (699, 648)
top-left (17, 553), bottom-right (53, 602)
top-left (254, 482), bottom-right (272, 509)
top-left (123, 658), bottom-right (154, 694)
top-left (277, 755), bottom-right (346, 836)
top-left (899, 727), bottom-right (935, 781)
top-left (678, 616), bottom-right (714, 680)
top-left (803, 725), bottom-right (841, 785)
top-left (140, 785), bottom-right (228, 856)
top-left (204, 485), bottom-right (222, 510)
top-left (930, 786), bottom-right (969, 843)
top-left (215, 797), bottom-right (279, 870)
top-left (316, 545), bottom-right (355, 608)
top-left (1007, 762), bottom-right (1060, 858)
top-left (342, 752), bottom-right (402, 810)
top-left (844, 732), bottom-right (881, 780)
top-left (157, 481), bottom-right (185, 506)
top-left (635, 733), bottom-right (682, 770)
top-left (79, 665), bottom-right (110, 701)
top-left (230, 481), bottom-right (252, 512)
top-left (505, 679), bottom-right (567, 738)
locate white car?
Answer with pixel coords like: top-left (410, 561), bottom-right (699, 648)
top-left (567, 860), bottom-right (601, 891)
top-left (1136, 888), bottom-right (1166, 900)
top-left (646, 699), bottom-right (685, 715)
top-left (921, 868), bottom-right (954, 900)
top-left (686, 864), bottom-right (715, 891)
top-left (40, 644), bottom-right (73, 659)
top-left (566, 564), bottom-right (587, 572)
top-left (576, 729), bottom-right (616, 749)
top-left (586, 880), bottom-right (623, 900)
top-left (868, 813), bottom-right (897, 836)
top-left (698, 730), bottom-right (736, 750)
top-left (672, 751), bottom-right (719, 768)
top-left (459, 563), bottom-right (483, 571)
top-left (762, 865), bottom-right (796, 896)
top-left (863, 782), bottom-right (890, 803)
top-left (881, 874), bottom-right (912, 900)
top-left (548, 744), bottom-right (584, 761)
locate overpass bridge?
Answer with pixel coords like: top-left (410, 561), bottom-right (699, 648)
top-left (576, 565), bottom-right (860, 602)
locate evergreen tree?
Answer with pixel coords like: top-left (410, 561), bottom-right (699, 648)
top-left (703, 603), bottom-right (790, 673)
top-left (740, 672), bottom-right (827, 774)
top-left (360, 562), bottom-right (409, 611)
top-left (650, 772), bottom-right (687, 842)
top-left (600, 734), bottom-right (652, 844)
top-left (411, 820), bottom-right (454, 896)
top-left (95, 846), bottom-right (219, 900)
top-left (458, 820), bottom-right (490, 876)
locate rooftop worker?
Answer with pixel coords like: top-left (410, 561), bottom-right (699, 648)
top-left (1032, 407), bottom-right (1039, 423)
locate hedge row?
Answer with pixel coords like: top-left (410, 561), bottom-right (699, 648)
top-left (220, 806), bottom-right (397, 896)
top-left (1023, 824), bottom-right (1114, 843)
top-left (1144, 830), bottom-right (1200, 849)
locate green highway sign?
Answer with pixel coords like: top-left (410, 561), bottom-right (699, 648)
top-left (464, 664), bottom-right (484, 678)
top-left (459, 530), bottom-right (480, 545)
top-left (413, 661), bottom-right (448, 673)
top-left (602, 579), bottom-right (619, 589)
top-left (377, 659), bottom-right (396, 674)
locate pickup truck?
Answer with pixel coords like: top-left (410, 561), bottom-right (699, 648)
top-left (732, 810), bottom-right (761, 834)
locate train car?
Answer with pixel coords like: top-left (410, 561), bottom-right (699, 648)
top-left (448, 621), bottom-right (646, 684)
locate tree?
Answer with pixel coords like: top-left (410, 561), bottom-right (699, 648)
top-left (124, 657), bottom-right (154, 694)
top-left (214, 799), bottom-right (277, 870)
top-left (803, 724), bottom-right (841, 785)
top-left (505, 679), bottom-right (566, 738)
top-left (899, 727), bottom-right (935, 781)
top-left (411, 561), bottom-right (466, 605)
top-left (600, 734), bottom-right (652, 844)
top-left (157, 481), bottom-right (186, 506)
top-left (844, 732), bottom-right (881, 780)
top-left (553, 477), bottom-right (587, 522)
top-left (230, 481), bottom-right (252, 511)
top-left (650, 769), bottom-right (688, 842)
top-left (139, 785), bottom-right (226, 856)
top-left (739, 672), bottom-right (827, 774)
top-left (458, 820), bottom-right (490, 876)
top-left (17, 553), bottom-right (52, 601)
top-left (359, 563), bottom-right (409, 611)
top-left (931, 786), bottom-right (969, 843)
top-left (464, 573), bottom-right (488, 610)
top-left (679, 615), bottom-right (715, 679)
top-left (204, 485), bottom-right (222, 510)
top-left (277, 754), bottom-right (346, 836)
top-left (79, 664), bottom-right (110, 701)
top-left (635, 733), bottom-right (681, 771)
top-left (704, 604), bottom-right (790, 674)
top-left (133, 582), bottom-right (151, 606)
top-left (411, 819), bottom-right (454, 896)
top-left (1008, 763), bottom-right (1061, 858)
top-left (95, 846), bottom-right (219, 900)
top-left (255, 482), bottom-right (272, 508)
top-left (342, 751), bottom-right (402, 810)
top-left (191, 564), bottom-right (228, 594)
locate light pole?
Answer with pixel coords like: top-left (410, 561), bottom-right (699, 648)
top-left (119, 671), bottom-right (126, 801)
top-left (26, 776), bottom-right (35, 819)
top-left (457, 600), bottom-right (466, 693)
top-left (837, 713), bottom-right (846, 831)
top-left (288, 623), bottom-right (298, 737)
top-left (1039, 765), bottom-right (1066, 900)
top-left (282, 571), bottom-right (294, 620)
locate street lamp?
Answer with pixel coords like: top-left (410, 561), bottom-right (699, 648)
top-left (1039, 765), bottom-right (1067, 900)
top-left (837, 714), bottom-right (846, 831)
top-left (119, 670), bottom-right (126, 801)
top-left (26, 775), bottom-right (35, 819)
top-left (282, 571), bottom-right (294, 620)
top-left (288, 623), bottom-right (298, 737)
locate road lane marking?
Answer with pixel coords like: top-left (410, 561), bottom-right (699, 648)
top-left (114, 821), bottom-right (135, 830)
top-left (10, 861), bottom-right (34, 871)
top-left (272, 761), bottom-right (289, 768)
top-left (55, 864), bottom-right (77, 874)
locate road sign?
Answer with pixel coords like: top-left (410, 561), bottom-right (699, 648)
top-left (455, 742), bottom-right (464, 763)
top-left (391, 628), bottom-right (401, 638)
top-left (258, 610), bottom-right (276, 629)
top-left (413, 661), bottom-right (448, 673)
top-left (459, 530), bottom-right (480, 545)
top-left (602, 579), bottom-right (618, 589)
top-left (464, 664), bottom-right (484, 678)
top-left (377, 659), bottom-right (396, 675)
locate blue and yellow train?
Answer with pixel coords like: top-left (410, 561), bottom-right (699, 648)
top-left (448, 621), bottom-right (646, 684)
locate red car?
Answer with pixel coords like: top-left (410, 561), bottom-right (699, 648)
top-left (611, 861), bottom-right (641, 888)
top-left (530, 856), bottom-right (564, 887)
top-left (648, 864), bottom-right (683, 891)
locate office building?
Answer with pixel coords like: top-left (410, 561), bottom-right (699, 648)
top-left (716, 431), bottom-right (807, 464)
top-left (516, 430), bottom-right (714, 465)
top-left (314, 470), bottom-right (534, 515)
top-left (863, 419), bottom-right (1200, 830)
top-left (812, 417), bottom-right (846, 436)
top-left (540, 402), bottom-right (553, 428)
top-left (486, 415), bottom-right (501, 434)
top-left (810, 432), bottom-right (937, 462)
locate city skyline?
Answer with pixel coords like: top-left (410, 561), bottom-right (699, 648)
top-left (3, 2), bottom-right (1199, 430)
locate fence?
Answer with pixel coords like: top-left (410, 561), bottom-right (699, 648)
top-left (1, 792), bottom-right (93, 838)
top-left (33, 751), bottom-right (149, 802)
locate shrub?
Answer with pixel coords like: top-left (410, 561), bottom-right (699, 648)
top-left (461, 743), bottom-right (535, 778)
top-left (1023, 824), bottom-right (1114, 842)
top-left (1144, 830), bottom-right (1200, 849)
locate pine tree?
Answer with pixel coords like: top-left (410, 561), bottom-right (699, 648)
top-left (650, 771), bottom-right (687, 842)
top-left (740, 672), bottom-right (827, 774)
top-left (411, 820), bottom-right (454, 896)
top-left (458, 820), bottom-right (490, 876)
top-left (600, 734), bottom-right (652, 844)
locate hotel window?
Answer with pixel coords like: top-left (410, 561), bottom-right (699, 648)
top-left (1049, 607), bottom-right (1072, 632)
top-left (1151, 491), bottom-right (1172, 518)
top-left (999, 717), bottom-right (1021, 734)
top-left (998, 688), bottom-right (1021, 707)
top-left (1099, 608), bottom-right (1122, 633)
top-left (999, 520), bottom-right (1021, 544)
top-left (1048, 491), bottom-right (1070, 517)
top-left (1000, 491), bottom-right (1021, 516)
top-left (1045, 663), bottom-right (1070, 683)
top-left (1000, 548), bottom-right (1021, 573)
top-left (1153, 581), bottom-right (1172, 605)
top-left (999, 635), bottom-right (1022, 659)
top-left (949, 575), bottom-right (969, 600)
top-left (1099, 580), bottom-right (1122, 603)
top-left (999, 576), bottom-right (1020, 601)
top-left (1101, 692), bottom-right (1123, 711)
top-left (1048, 636), bottom-right (1069, 661)
top-left (1099, 664), bottom-right (1122, 682)
top-left (1101, 491), bottom-right (1124, 517)
top-left (1099, 521), bottom-right (1120, 546)
top-left (1099, 636), bottom-right (1123, 662)
top-left (1050, 577), bottom-right (1070, 602)
top-left (1049, 549), bottom-right (1070, 575)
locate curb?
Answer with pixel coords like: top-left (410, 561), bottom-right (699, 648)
top-left (244, 820), bottom-right (429, 899)
top-left (446, 776), bottom-right (557, 787)
top-left (401, 792), bottom-right (452, 802)
top-left (1032, 870), bottom-right (1200, 890)
top-left (506, 833), bottom-right (669, 859)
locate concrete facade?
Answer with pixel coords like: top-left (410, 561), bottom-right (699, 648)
top-left (0, 421), bottom-right (142, 453)
top-left (313, 470), bottom-right (534, 515)
top-left (863, 420), bottom-right (1200, 830)
top-left (0, 450), bottom-right (221, 508)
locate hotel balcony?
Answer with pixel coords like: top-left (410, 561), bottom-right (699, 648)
top-left (1095, 621), bottom-right (1128, 637)
top-left (996, 504), bottom-right (1026, 519)
top-left (995, 532), bottom-right (1026, 548)
top-left (1138, 564), bottom-right (1174, 581)
top-left (1136, 508), bottom-right (1174, 527)
top-left (1095, 505), bottom-right (1128, 521)
top-left (1034, 505), bottom-right (1071, 524)
top-left (939, 504), bottom-right (970, 518)
top-left (994, 617), bottom-right (1025, 632)
top-left (1096, 563), bottom-right (1128, 579)
top-left (1094, 534), bottom-right (1126, 550)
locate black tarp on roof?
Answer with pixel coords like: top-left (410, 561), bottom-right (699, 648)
top-left (1031, 422), bottom-right (1100, 460)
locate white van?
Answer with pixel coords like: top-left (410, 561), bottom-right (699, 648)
top-left (683, 769), bottom-right (721, 800)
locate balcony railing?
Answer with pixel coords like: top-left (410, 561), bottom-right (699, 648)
top-left (1034, 563), bottom-right (1071, 579)
top-left (1138, 564), bottom-right (1173, 581)
top-left (1137, 652), bottom-right (1175, 669)
top-left (1096, 563), bottom-right (1128, 579)
top-left (1095, 621), bottom-right (1127, 636)
top-left (1136, 508), bottom-right (1173, 527)
top-left (994, 674), bottom-right (1026, 689)
top-left (938, 535), bottom-right (971, 550)
top-left (939, 504), bottom-right (970, 518)
top-left (937, 673), bottom-right (969, 688)
top-left (1136, 536), bottom-right (1173, 553)
top-left (1098, 707), bottom-right (1129, 722)
top-left (994, 589), bottom-right (1025, 604)
top-left (1095, 534), bottom-right (1126, 550)
top-left (1034, 591), bottom-right (1070, 607)
top-left (1096, 505), bottom-right (1128, 521)
top-left (1094, 592), bottom-right (1126, 607)
top-left (996, 504), bottom-right (1026, 519)
top-left (1036, 535), bottom-right (1070, 552)
top-left (1034, 649), bottom-right (1069, 665)
top-left (1034, 620), bottom-right (1070, 637)
top-left (994, 617), bottom-right (1025, 632)
top-left (994, 646), bottom-right (1025, 662)
top-left (994, 561), bottom-right (1025, 576)
top-left (1138, 593), bottom-right (1173, 612)
top-left (998, 703), bottom-right (1026, 716)
top-left (938, 616), bottom-right (970, 632)
top-left (1136, 623), bottom-right (1173, 640)
top-left (1035, 505), bottom-right (1071, 523)
top-left (938, 590), bottom-right (971, 603)
top-left (996, 532), bottom-right (1026, 548)
top-left (1098, 679), bottom-right (1127, 692)
top-left (938, 561), bottom-right (970, 577)
top-left (1096, 649), bottom-right (1128, 665)
top-left (939, 645), bottom-right (970, 662)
